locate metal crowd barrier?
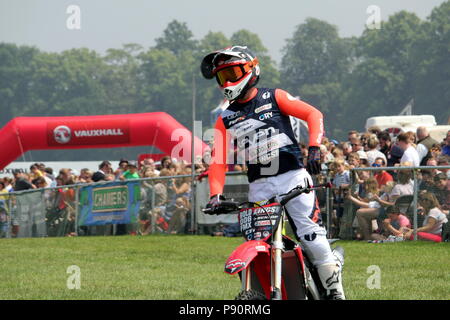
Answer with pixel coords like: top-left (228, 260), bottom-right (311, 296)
top-left (0, 166), bottom-right (448, 240)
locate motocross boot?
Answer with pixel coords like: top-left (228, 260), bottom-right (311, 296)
top-left (317, 262), bottom-right (346, 300)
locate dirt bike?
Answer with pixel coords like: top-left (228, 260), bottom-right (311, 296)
top-left (203, 182), bottom-right (344, 300)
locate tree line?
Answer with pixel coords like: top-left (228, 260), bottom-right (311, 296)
top-left (0, 1), bottom-right (449, 161)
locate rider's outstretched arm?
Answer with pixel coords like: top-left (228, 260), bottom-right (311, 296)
top-left (275, 89), bottom-right (324, 147)
top-left (208, 116), bottom-right (228, 196)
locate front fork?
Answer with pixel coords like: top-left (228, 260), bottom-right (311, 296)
top-left (241, 213), bottom-right (285, 300)
top-left (270, 214), bottom-right (284, 300)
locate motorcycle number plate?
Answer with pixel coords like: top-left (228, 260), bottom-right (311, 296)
top-left (239, 203), bottom-right (282, 241)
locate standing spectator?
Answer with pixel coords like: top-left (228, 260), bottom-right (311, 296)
top-left (366, 134), bottom-right (387, 166)
top-left (403, 192), bottom-right (448, 242)
top-left (347, 152), bottom-right (361, 169)
top-left (13, 170), bottom-right (34, 191)
top-left (3, 177), bottom-right (14, 192)
top-left (120, 161), bottom-right (140, 180)
top-left (0, 180), bottom-right (8, 201)
top-left (29, 164), bottom-right (44, 180)
top-left (79, 168), bottom-right (93, 183)
top-left (331, 159), bottom-right (351, 222)
top-left (92, 161), bottom-right (112, 182)
top-left (348, 130), bottom-right (359, 142)
top-left (442, 130), bottom-right (450, 156)
top-left (416, 126), bottom-right (439, 165)
top-left (397, 133), bottom-right (420, 167)
top-left (350, 137), bottom-right (364, 153)
top-left (377, 131), bottom-right (392, 159)
top-left (341, 142), bottom-right (353, 159)
top-left (159, 156), bottom-right (172, 171)
top-left (141, 158), bottom-right (160, 176)
top-left (114, 159), bottom-right (129, 180)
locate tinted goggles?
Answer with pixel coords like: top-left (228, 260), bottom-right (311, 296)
top-left (215, 64), bottom-right (251, 86)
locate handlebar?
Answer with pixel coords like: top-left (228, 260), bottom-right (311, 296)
top-left (279, 182), bottom-right (332, 206)
top-left (202, 182), bottom-right (332, 215)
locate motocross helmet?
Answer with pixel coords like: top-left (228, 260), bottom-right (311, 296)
top-left (201, 46), bottom-right (260, 101)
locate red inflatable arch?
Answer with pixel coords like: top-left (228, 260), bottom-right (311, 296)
top-left (0, 112), bottom-right (208, 170)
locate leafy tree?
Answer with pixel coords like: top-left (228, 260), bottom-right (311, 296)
top-left (0, 43), bottom-right (39, 126)
top-left (155, 20), bottom-right (197, 56)
top-left (412, 1), bottom-right (450, 122)
top-left (231, 29), bottom-right (280, 89)
top-left (280, 18), bottom-right (351, 137)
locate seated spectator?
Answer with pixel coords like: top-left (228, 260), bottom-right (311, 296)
top-left (437, 155), bottom-right (450, 179)
top-left (346, 177), bottom-right (382, 240)
top-left (419, 170), bottom-right (435, 192)
top-left (428, 172), bottom-right (449, 210)
top-left (373, 157), bottom-right (393, 191)
top-left (403, 192), bottom-right (448, 242)
top-left (385, 169), bottom-right (414, 205)
top-left (380, 205), bottom-right (411, 239)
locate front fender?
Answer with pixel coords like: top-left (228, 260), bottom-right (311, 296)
top-left (224, 240), bottom-right (270, 275)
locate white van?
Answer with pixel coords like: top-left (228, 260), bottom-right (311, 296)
top-left (365, 115), bottom-right (449, 142)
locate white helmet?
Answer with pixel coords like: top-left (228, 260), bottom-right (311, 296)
top-left (201, 46), bottom-right (260, 101)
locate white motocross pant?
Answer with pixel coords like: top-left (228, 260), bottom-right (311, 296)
top-left (247, 168), bottom-right (335, 267)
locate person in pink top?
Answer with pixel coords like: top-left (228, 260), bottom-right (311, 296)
top-left (381, 205), bottom-right (411, 238)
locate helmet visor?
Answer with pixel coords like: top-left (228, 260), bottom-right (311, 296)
top-left (215, 65), bottom-right (248, 86)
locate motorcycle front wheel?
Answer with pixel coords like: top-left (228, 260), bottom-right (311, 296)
top-left (235, 290), bottom-right (267, 300)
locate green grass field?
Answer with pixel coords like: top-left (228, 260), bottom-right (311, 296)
top-left (0, 235), bottom-right (449, 300)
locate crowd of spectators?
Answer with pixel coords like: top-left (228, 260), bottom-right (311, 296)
top-left (319, 127), bottom-right (449, 242)
top-left (0, 127), bottom-right (449, 240)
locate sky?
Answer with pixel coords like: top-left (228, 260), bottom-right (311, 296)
top-left (0, 0), bottom-right (446, 63)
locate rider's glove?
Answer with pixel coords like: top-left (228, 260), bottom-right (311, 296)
top-left (306, 146), bottom-right (321, 175)
top-left (205, 194), bottom-right (226, 214)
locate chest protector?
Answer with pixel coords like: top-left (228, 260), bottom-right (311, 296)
top-left (221, 88), bottom-right (303, 182)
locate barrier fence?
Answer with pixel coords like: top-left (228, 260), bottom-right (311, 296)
top-left (0, 166), bottom-right (448, 241)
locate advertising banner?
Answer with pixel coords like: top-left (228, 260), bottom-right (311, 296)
top-left (15, 191), bottom-right (47, 237)
top-left (78, 181), bottom-right (141, 226)
top-left (47, 119), bottom-right (130, 146)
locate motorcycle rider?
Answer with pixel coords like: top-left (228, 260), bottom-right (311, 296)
top-left (201, 46), bottom-right (345, 300)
